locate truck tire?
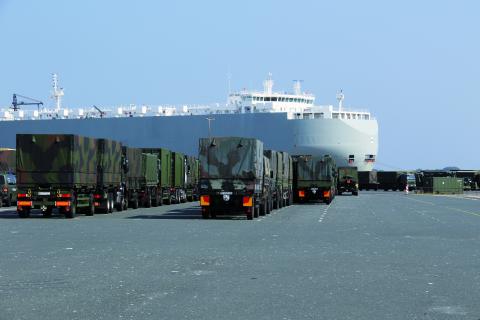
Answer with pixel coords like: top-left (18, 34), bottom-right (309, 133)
top-left (145, 191), bottom-right (152, 208)
top-left (108, 193), bottom-right (114, 213)
top-left (259, 202), bottom-right (266, 216)
top-left (6, 195), bottom-right (12, 207)
top-left (254, 205), bottom-right (260, 218)
top-left (86, 195), bottom-right (95, 216)
top-left (132, 197), bottom-right (139, 209)
top-left (353, 191), bottom-right (359, 196)
top-left (65, 197), bottom-right (77, 219)
top-left (246, 213), bottom-right (253, 220)
top-left (201, 208), bottom-right (209, 219)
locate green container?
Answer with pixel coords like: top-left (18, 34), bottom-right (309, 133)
top-left (172, 151), bottom-right (185, 188)
top-left (142, 148), bottom-right (172, 188)
top-left (424, 176), bottom-right (464, 194)
top-left (142, 153), bottom-right (159, 186)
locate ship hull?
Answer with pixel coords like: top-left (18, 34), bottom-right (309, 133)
top-left (0, 113), bottom-right (378, 171)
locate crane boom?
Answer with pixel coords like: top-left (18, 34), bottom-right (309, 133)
top-left (11, 93), bottom-right (44, 111)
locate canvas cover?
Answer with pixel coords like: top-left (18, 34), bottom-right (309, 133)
top-left (296, 155), bottom-right (335, 181)
top-left (199, 137), bottom-right (263, 180)
top-left (338, 167), bottom-right (358, 183)
top-left (186, 156), bottom-right (199, 187)
top-left (263, 150), bottom-right (277, 182)
top-left (16, 134), bottom-right (97, 187)
top-left (0, 148), bottom-right (16, 173)
top-left (142, 148), bottom-right (172, 188)
top-left (172, 152), bottom-right (185, 188)
top-left (97, 138), bottom-right (122, 187)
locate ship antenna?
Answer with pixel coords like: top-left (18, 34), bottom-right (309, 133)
top-left (336, 89), bottom-right (344, 111)
top-left (51, 73), bottom-right (65, 112)
top-left (206, 117), bottom-right (215, 139)
top-left (293, 80), bottom-right (303, 95)
top-left (263, 73), bottom-right (273, 94)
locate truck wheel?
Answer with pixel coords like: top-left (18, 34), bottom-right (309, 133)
top-left (353, 191), bottom-right (359, 196)
top-left (246, 213), bottom-right (253, 220)
top-left (18, 208), bottom-right (30, 218)
top-left (86, 195), bottom-right (95, 216)
top-left (201, 208), bottom-right (209, 219)
top-left (132, 197), bottom-right (139, 209)
top-left (260, 202), bottom-right (266, 216)
top-left (6, 195), bottom-right (12, 207)
top-left (108, 193), bottom-right (114, 213)
top-left (115, 200), bottom-right (123, 212)
top-left (65, 197), bottom-right (77, 219)
top-left (210, 209), bottom-right (217, 219)
top-left (254, 205), bottom-right (260, 218)
top-left (145, 191), bottom-right (152, 208)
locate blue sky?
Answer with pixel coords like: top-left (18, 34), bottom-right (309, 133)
top-left (0, 0), bottom-right (478, 169)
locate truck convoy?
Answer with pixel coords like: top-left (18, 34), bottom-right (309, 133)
top-left (337, 166), bottom-right (359, 196)
top-left (15, 134), bottom-right (198, 218)
top-left (293, 155), bottom-right (337, 204)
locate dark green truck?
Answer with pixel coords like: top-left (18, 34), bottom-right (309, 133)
top-left (16, 134), bottom-right (100, 218)
top-left (293, 155), bottom-right (337, 204)
top-left (337, 166), bottom-right (359, 196)
top-left (198, 137), bottom-right (270, 220)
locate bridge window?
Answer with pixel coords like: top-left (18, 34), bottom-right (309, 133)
top-left (264, 97), bottom-right (271, 102)
top-left (271, 97), bottom-right (277, 101)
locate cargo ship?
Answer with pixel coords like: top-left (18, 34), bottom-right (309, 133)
top-left (0, 74), bottom-right (378, 171)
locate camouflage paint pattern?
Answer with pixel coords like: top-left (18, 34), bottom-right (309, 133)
top-left (0, 148), bottom-right (16, 173)
top-left (280, 151), bottom-right (291, 189)
top-left (123, 146), bottom-right (143, 189)
top-left (295, 155), bottom-right (337, 187)
top-left (16, 134), bottom-right (97, 187)
top-left (198, 137), bottom-right (264, 193)
top-left (263, 150), bottom-right (277, 182)
top-left (97, 138), bottom-right (123, 187)
top-left (337, 167), bottom-right (358, 183)
top-left (275, 151), bottom-right (284, 189)
top-left (186, 155), bottom-right (199, 188)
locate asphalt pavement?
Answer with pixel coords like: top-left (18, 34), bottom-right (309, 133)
top-left (1, 192), bottom-right (480, 320)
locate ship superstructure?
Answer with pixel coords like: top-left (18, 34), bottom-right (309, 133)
top-left (0, 74), bottom-right (378, 170)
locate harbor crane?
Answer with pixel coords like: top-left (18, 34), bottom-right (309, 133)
top-left (11, 94), bottom-right (44, 111)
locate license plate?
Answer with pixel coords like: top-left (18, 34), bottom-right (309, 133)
top-left (220, 191), bottom-right (232, 195)
top-left (38, 191), bottom-right (50, 196)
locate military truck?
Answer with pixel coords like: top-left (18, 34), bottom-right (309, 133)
top-left (281, 151), bottom-right (293, 206)
top-left (264, 150), bottom-right (283, 209)
top-left (293, 155), bottom-right (337, 204)
top-left (0, 148), bottom-right (16, 173)
top-left (358, 170), bottom-right (378, 190)
top-left (337, 166), bottom-right (359, 196)
top-left (377, 171), bottom-right (399, 191)
top-left (397, 173), bottom-right (416, 191)
top-left (198, 137), bottom-right (269, 220)
top-left (0, 173), bottom-right (17, 207)
top-left (142, 148), bottom-right (173, 204)
top-left (93, 138), bottom-right (126, 213)
top-left (185, 155), bottom-right (200, 202)
top-left (171, 151), bottom-right (187, 203)
top-left (16, 134), bottom-right (99, 218)
top-left (123, 147), bottom-right (159, 208)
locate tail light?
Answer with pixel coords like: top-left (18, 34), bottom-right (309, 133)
top-left (18, 193), bottom-right (30, 198)
top-left (17, 200), bottom-right (33, 207)
top-left (323, 190), bottom-right (331, 198)
top-left (55, 201), bottom-right (71, 207)
top-left (94, 202), bottom-right (100, 207)
top-left (347, 179), bottom-right (351, 184)
top-left (200, 195), bottom-right (210, 206)
top-left (243, 196), bottom-right (253, 207)
top-left (94, 194), bottom-right (102, 199)
top-left (298, 190), bottom-right (305, 198)
top-left (58, 193), bottom-right (72, 198)
top-left (2, 186), bottom-right (7, 193)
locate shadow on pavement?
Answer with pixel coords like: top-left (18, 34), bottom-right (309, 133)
top-left (127, 206), bottom-right (204, 220)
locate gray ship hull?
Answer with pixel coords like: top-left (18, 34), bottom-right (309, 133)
top-left (0, 112), bottom-right (378, 170)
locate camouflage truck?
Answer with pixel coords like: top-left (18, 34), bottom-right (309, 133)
top-left (0, 148), bottom-right (16, 173)
top-left (142, 148), bottom-right (173, 205)
top-left (16, 134), bottom-right (98, 218)
top-left (94, 138), bottom-right (127, 213)
top-left (377, 171), bottom-right (399, 191)
top-left (123, 147), bottom-right (159, 208)
top-left (185, 155), bottom-right (200, 202)
top-left (171, 151), bottom-right (187, 203)
top-left (264, 150), bottom-right (282, 210)
top-left (281, 151), bottom-right (294, 206)
top-left (358, 170), bottom-right (379, 190)
top-left (337, 166), bottom-right (359, 196)
top-left (198, 137), bottom-right (268, 220)
top-left (293, 155), bottom-right (337, 204)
